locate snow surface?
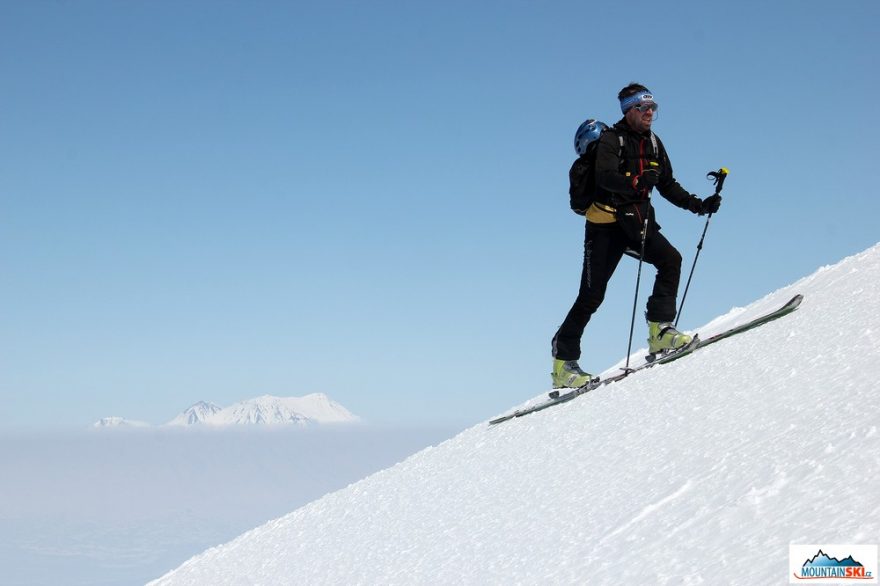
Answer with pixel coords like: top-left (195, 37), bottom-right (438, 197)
top-left (150, 244), bottom-right (880, 586)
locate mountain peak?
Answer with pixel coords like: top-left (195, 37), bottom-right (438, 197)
top-left (166, 401), bottom-right (223, 426)
top-left (164, 394), bottom-right (358, 427)
top-left (92, 416), bottom-right (150, 428)
top-left (94, 394), bottom-right (358, 430)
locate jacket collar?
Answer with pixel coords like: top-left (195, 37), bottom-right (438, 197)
top-left (613, 118), bottom-right (653, 138)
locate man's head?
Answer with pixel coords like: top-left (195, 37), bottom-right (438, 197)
top-left (618, 82), bottom-right (658, 133)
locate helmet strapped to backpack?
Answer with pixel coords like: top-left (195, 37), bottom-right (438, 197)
top-left (574, 119), bottom-right (608, 155)
top-left (569, 118), bottom-right (610, 215)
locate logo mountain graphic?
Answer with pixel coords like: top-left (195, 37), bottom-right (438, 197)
top-left (802, 550), bottom-right (865, 569)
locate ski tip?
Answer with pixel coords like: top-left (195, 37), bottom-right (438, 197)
top-left (768, 293), bottom-right (803, 315)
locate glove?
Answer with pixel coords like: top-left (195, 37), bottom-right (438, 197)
top-left (687, 194), bottom-right (722, 215)
top-left (632, 169), bottom-right (659, 192)
top-left (701, 194), bottom-right (722, 215)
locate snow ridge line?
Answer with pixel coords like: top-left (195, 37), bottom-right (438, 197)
top-left (601, 479), bottom-right (695, 543)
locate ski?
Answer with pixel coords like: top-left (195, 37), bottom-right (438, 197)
top-left (487, 338), bottom-right (698, 425)
top-left (657, 293), bottom-right (803, 364)
top-left (486, 378), bottom-right (602, 425)
top-left (488, 294), bottom-right (803, 425)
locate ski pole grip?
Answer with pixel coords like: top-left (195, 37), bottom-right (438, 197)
top-left (707, 167), bottom-right (728, 196)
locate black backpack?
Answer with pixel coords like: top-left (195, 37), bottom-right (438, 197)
top-left (568, 138), bottom-right (601, 216)
top-left (569, 129), bottom-right (655, 215)
top-left (568, 130), bottom-right (623, 215)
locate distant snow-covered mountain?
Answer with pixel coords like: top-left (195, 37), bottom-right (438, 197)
top-left (92, 416), bottom-right (150, 428)
top-left (166, 401), bottom-right (223, 426)
top-left (200, 394), bottom-right (358, 426)
top-left (93, 394), bottom-right (358, 429)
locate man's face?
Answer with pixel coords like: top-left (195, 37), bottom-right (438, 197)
top-left (625, 102), bottom-right (655, 133)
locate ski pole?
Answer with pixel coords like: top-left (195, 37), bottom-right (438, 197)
top-left (624, 215), bottom-right (650, 372)
top-left (675, 167), bottom-right (728, 328)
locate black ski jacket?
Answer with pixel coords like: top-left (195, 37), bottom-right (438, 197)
top-left (594, 119), bottom-right (695, 211)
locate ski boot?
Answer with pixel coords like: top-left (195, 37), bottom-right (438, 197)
top-left (551, 359), bottom-right (594, 389)
top-left (646, 321), bottom-right (693, 361)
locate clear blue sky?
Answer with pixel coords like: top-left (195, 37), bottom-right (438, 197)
top-left (2, 0), bottom-right (877, 429)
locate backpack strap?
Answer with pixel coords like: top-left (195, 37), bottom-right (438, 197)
top-left (600, 127), bottom-right (625, 155)
top-left (609, 127), bottom-right (657, 157)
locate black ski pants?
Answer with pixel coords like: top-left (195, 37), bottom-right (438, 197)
top-left (552, 221), bottom-right (682, 362)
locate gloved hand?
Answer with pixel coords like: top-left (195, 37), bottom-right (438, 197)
top-left (701, 194), bottom-right (722, 215)
top-left (687, 194), bottom-right (723, 215)
top-left (632, 169), bottom-right (659, 192)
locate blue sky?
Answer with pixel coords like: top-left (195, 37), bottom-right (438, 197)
top-left (2, 0), bottom-right (877, 429)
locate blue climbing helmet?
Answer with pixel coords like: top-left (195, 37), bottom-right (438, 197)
top-left (573, 119), bottom-right (608, 155)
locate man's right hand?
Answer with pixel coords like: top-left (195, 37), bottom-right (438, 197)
top-left (633, 169), bottom-right (660, 192)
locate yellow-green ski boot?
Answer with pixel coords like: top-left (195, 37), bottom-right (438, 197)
top-left (551, 359), bottom-right (594, 389)
top-left (647, 321), bottom-right (693, 354)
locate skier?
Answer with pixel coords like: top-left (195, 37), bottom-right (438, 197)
top-left (551, 82), bottom-right (722, 389)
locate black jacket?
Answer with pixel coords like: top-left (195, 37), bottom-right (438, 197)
top-left (594, 119), bottom-right (695, 211)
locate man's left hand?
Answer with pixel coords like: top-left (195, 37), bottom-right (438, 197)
top-left (701, 194), bottom-right (722, 215)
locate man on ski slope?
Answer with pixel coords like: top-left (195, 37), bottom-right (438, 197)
top-left (551, 82), bottom-right (723, 389)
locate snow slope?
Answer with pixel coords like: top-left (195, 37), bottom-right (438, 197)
top-left (150, 244), bottom-right (880, 586)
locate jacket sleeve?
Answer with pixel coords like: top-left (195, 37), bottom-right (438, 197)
top-left (594, 131), bottom-right (637, 197)
top-left (655, 137), bottom-right (698, 210)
